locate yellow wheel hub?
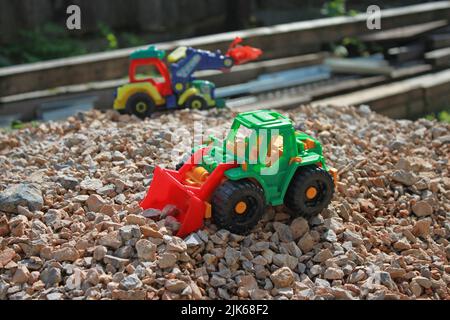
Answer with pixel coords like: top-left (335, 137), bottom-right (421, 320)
top-left (234, 201), bottom-right (247, 215)
top-left (191, 100), bottom-right (202, 109)
top-left (136, 102), bottom-right (148, 113)
top-left (306, 186), bottom-right (318, 200)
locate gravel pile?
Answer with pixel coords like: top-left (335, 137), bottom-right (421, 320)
top-left (0, 105), bottom-right (449, 300)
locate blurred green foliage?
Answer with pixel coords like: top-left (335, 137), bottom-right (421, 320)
top-left (98, 22), bottom-right (119, 50)
top-left (10, 120), bottom-right (40, 130)
top-left (425, 110), bottom-right (450, 124)
top-left (0, 23), bottom-right (147, 67)
top-left (321, 0), bottom-right (378, 57)
top-left (0, 23), bottom-right (86, 67)
top-left (321, 0), bottom-right (358, 17)
top-left (98, 23), bottom-right (147, 50)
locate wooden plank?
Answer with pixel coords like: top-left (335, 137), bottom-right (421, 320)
top-left (235, 94), bottom-right (311, 112)
top-left (324, 57), bottom-right (393, 75)
top-left (313, 68), bottom-right (450, 118)
top-left (0, 53), bottom-right (326, 105)
top-left (428, 33), bottom-right (450, 49)
top-left (425, 47), bottom-right (450, 67)
top-left (360, 20), bottom-right (448, 43)
top-left (1, 1), bottom-right (450, 96)
top-left (199, 52), bottom-right (327, 87)
top-left (387, 44), bottom-right (425, 63)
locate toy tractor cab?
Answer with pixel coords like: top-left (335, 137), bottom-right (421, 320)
top-left (113, 39), bottom-right (262, 118)
top-left (141, 110), bottom-right (337, 237)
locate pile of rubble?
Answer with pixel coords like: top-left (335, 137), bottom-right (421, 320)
top-left (0, 105), bottom-right (449, 300)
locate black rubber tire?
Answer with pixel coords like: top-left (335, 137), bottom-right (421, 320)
top-left (126, 93), bottom-right (156, 118)
top-left (211, 179), bottom-right (266, 235)
top-left (185, 95), bottom-right (208, 110)
top-left (285, 166), bottom-right (334, 218)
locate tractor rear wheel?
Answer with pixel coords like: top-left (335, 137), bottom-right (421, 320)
top-left (126, 93), bottom-right (156, 118)
top-left (211, 179), bottom-right (265, 235)
top-left (185, 95), bottom-right (208, 110)
top-left (285, 166), bottom-right (334, 219)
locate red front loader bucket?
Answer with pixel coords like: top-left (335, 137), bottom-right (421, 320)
top-left (140, 149), bottom-right (238, 238)
top-left (140, 166), bottom-right (206, 237)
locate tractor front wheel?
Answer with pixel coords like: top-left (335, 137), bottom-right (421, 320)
top-left (126, 93), bottom-right (156, 119)
top-left (285, 166), bottom-right (334, 219)
top-left (185, 95), bottom-right (208, 110)
top-left (211, 179), bottom-right (265, 235)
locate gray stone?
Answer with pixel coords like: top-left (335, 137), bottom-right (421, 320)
top-left (210, 275), bottom-right (226, 287)
top-left (0, 184), bottom-right (43, 213)
top-left (114, 246), bottom-right (133, 259)
top-left (376, 271), bottom-right (396, 290)
top-left (312, 248), bottom-right (333, 263)
top-left (164, 235), bottom-right (187, 252)
top-left (80, 178), bottom-right (103, 191)
top-left (99, 231), bottom-right (122, 249)
top-left (142, 208), bottom-right (162, 218)
top-left (388, 138), bottom-right (406, 151)
top-left (324, 267), bottom-right (344, 280)
top-left (391, 170), bottom-right (418, 186)
top-left (64, 133), bottom-right (88, 147)
top-left (413, 276), bottom-right (432, 289)
top-left (297, 232), bottom-right (316, 253)
top-left (224, 247), bottom-right (240, 266)
top-left (40, 267), bottom-right (62, 286)
top-left (112, 151), bottom-right (127, 161)
top-left (273, 222), bottom-right (293, 242)
top-left (93, 245), bottom-right (107, 261)
top-left (290, 217), bottom-right (309, 240)
top-left (273, 254), bottom-right (298, 270)
top-left (103, 255), bottom-right (130, 269)
top-left (165, 279), bottom-right (188, 293)
top-left (323, 229), bottom-right (337, 242)
top-left (437, 134), bottom-right (450, 144)
top-left (343, 230), bottom-right (364, 246)
top-left (270, 267), bottom-right (294, 288)
top-left (135, 239), bottom-right (156, 261)
top-left (315, 277), bottom-right (330, 287)
top-left (158, 252), bottom-right (178, 269)
top-left (310, 264), bottom-right (323, 277)
top-left (184, 233), bottom-right (203, 247)
top-left (324, 218), bottom-right (344, 233)
top-left (120, 274), bottom-right (142, 290)
top-left (46, 292), bottom-right (63, 300)
top-left (97, 184), bottom-right (116, 196)
top-left (119, 225), bottom-right (141, 241)
top-left (57, 176), bottom-right (79, 190)
top-left (0, 279), bottom-right (9, 299)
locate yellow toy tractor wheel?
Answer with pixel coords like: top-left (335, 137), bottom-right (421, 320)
top-left (185, 95), bottom-right (208, 110)
top-left (126, 93), bottom-right (156, 119)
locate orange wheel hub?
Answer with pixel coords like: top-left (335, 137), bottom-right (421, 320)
top-left (234, 201), bottom-right (247, 215)
top-left (306, 187), bottom-right (318, 200)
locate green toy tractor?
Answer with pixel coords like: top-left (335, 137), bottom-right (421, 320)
top-left (141, 110), bottom-right (338, 237)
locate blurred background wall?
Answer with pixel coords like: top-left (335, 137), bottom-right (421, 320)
top-left (0, 0), bottom-right (431, 43)
top-left (0, 0), bottom-right (433, 66)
